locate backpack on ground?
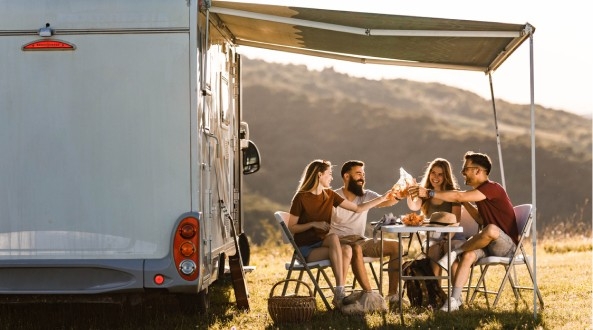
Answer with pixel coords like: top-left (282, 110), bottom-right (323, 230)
top-left (402, 258), bottom-right (447, 309)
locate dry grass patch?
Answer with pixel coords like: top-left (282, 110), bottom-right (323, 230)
top-left (541, 237), bottom-right (592, 253)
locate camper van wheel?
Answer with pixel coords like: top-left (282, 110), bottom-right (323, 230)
top-left (238, 233), bottom-right (251, 266)
top-left (218, 253), bottom-right (227, 279)
top-left (196, 288), bottom-right (209, 311)
top-left (177, 288), bottom-right (209, 314)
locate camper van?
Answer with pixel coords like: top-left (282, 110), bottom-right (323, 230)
top-left (0, 0), bottom-right (259, 309)
top-left (0, 0), bottom-right (534, 312)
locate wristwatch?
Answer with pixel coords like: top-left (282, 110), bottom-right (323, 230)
top-left (428, 189), bottom-right (436, 198)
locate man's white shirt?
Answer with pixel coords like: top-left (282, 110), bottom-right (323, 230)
top-left (330, 187), bottom-right (380, 237)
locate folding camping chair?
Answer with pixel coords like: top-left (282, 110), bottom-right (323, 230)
top-left (274, 211), bottom-right (333, 310)
top-left (468, 204), bottom-right (544, 309)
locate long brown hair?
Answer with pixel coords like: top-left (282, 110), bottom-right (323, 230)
top-left (419, 158), bottom-right (459, 215)
top-left (296, 160), bottom-right (332, 196)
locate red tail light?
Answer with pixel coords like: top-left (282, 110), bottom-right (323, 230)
top-left (153, 274), bottom-right (165, 285)
top-left (173, 216), bottom-right (200, 281)
top-left (22, 39), bottom-right (75, 51)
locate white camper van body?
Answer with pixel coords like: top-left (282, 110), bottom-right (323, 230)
top-left (0, 0), bottom-right (257, 306)
top-left (0, 0), bottom-right (535, 311)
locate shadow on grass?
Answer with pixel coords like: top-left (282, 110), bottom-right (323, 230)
top-left (402, 307), bottom-right (542, 330)
top-left (263, 305), bottom-right (543, 329)
top-left (0, 278), bottom-right (545, 329)
top-left (0, 277), bottom-right (239, 330)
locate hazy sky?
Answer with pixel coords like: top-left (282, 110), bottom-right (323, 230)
top-left (233, 0), bottom-right (592, 117)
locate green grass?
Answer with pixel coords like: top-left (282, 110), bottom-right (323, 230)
top-left (209, 239), bottom-right (593, 330)
top-left (0, 238), bottom-right (591, 329)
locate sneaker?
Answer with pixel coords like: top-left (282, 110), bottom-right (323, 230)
top-left (342, 291), bottom-right (363, 305)
top-left (332, 290), bottom-right (345, 308)
top-left (437, 250), bottom-right (457, 270)
top-left (386, 294), bottom-right (410, 311)
top-left (439, 297), bottom-right (462, 312)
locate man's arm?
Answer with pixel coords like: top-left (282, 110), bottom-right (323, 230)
top-left (414, 186), bottom-right (486, 203)
top-left (376, 198), bottom-right (398, 208)
top-left (363, 189), bottom-right (399, 209)
top-left (437, 189), bottom-right (486, 203)
top-left (339, 190), bottom-right (392, 213)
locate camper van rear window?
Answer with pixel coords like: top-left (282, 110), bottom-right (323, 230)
top-left (22, 40), bottom-right (75, 51)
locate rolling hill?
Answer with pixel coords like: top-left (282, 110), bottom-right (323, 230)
top-left (240, 58), bottom-right (591, 244)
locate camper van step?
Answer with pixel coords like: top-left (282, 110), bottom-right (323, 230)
top-left (225, 265), bottom-right (256, 274)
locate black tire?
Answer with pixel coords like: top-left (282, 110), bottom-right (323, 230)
top-left (196, 288), bottom-right (209, 311)
top-left (218, 253), bottom-right (227, 279)
top-left (177, 288), bottom-right (209, 314)
top-left (238, 233), bottom-right (250, 266)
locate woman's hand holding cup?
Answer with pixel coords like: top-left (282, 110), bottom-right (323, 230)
top-left (405, 178), bottom-right (419, 201)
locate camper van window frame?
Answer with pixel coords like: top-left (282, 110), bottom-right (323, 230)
top-left (219, 73), bottom-right (230, 126)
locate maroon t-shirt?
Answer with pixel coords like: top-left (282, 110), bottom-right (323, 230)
top-left (475, 180), bottom-right (519, 244)
top-left (290, 189), bottom-right (344, 246)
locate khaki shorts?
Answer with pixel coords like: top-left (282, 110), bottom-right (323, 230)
top-left (359, 238), bottom-right (396, 258)
top-left (473, 229), bottom-right (516, 260)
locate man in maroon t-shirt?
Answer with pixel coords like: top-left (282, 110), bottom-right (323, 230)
top-left (413, 151), bottom-right (517, 311)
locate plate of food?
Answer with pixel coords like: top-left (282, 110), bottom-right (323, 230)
top-left (401, 212), bottom-right (425, 226)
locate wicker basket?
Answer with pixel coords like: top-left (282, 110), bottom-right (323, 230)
top-left (268, 279), bottom-right (316, 324)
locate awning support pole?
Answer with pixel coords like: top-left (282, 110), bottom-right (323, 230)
top-left (528, 27), bottom-right (538, 321)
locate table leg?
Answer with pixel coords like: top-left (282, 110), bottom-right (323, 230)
top-left (380, 230), bottom-right (383, 297)
top-left (398, 232), bottom-right (403, 324)
top-left (447, 232), bottom-right (452, 312)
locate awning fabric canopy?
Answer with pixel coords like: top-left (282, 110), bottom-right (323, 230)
top-left (209, 1), bottom-right (534, 73)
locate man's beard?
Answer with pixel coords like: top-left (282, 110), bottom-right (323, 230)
top-left (463, 175), bottom-right (471, 185)
top-left (347, 179), bottom-right (365, 196)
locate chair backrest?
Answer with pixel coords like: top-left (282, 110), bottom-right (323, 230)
top-left (513, 204), bottom-right (533, 239)
top-left (274, 211), bottom-right (313, 266)
top-left (274, 211), bottom-right (292, 244)
top-left (460, 207), bottom-right (479, 239)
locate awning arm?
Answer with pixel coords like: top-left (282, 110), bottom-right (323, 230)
top-left (488, 23), bottom-right (534, 73)
top-left (488, 73), bottom-right (506, 190)
top-left (210, 6), bottom-right (522, 38)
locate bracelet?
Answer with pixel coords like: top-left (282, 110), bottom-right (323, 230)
top-left (428, 189), bottom-right (435, 198)
top-left (395, 197), bottom-right (402, 201)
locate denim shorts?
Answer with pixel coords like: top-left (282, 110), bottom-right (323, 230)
top-left (474, 229), bottom-right (516, 260)
top-left (298, 241), bottom-right (323, 259)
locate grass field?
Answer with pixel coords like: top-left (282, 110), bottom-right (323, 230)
top-left (211, 238), bottom-right (592, 330)
top-left (0, 238), bottom-right (591, 329)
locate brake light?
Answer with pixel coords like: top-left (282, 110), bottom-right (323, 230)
top-left (180, 223), bottom-right (196, 238)
top-left (173, 216), bottom-right (200, 281)
top-left (22, 39), bottom-right (75, 51)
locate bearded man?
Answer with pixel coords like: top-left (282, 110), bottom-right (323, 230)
top-left (330, 160), bottom-right (406, 310)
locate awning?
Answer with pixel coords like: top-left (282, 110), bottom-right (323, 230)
top-left (209, 1), bottom-right (534, 73)
top-left (209, 1), bottom-right (540, 319)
